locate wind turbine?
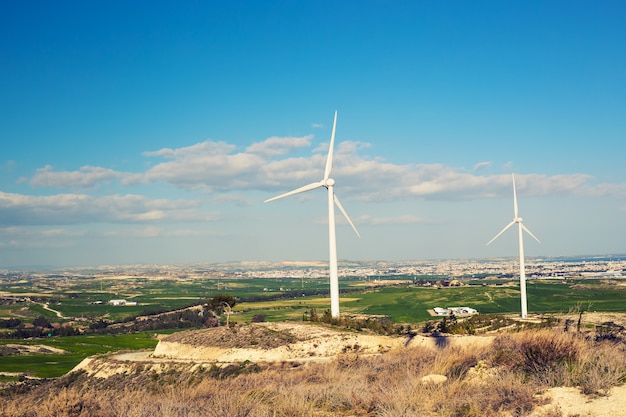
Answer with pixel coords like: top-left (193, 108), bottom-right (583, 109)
top-left (265, 111), bottom-right (360, 318)
top-left (487, 173), bottom-right (540, 319)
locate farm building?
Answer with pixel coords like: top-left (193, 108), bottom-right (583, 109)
top-left (108, 299), bottom-right (138, 306)
top-left (448, 306), bottom-right (478, 315)
top-left (432, 306), bottom-right (478, 316)
top-left (433, 307), bottom-right (448, 315)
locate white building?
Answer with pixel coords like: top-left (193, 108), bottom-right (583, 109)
top-left (448, 306), bottom-right (478, 315)
top-left (433, 306), bottom-right (478, 316)
top-left (109, 299), bottom-right (138, 306)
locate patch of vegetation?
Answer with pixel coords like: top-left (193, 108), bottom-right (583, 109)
top-left (163, 323), bottom-right (299, 349)
top-left (304, 308), bottom-right (398, 335)
top-left (0, 333), bottom-right (159, 378)
top-left (2, 325), bottom-right (626, 416)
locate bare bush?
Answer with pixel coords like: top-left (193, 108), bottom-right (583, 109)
top-left (2, 326), bottom-right (626, 417)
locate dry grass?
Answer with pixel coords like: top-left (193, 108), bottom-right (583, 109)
top-left (1, 326), bottom-right (625, 417)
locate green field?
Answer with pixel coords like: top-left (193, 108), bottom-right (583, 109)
top-left (0, 333), bottom-right (159, 378)
top-left (1, 274), bottom-right (625, 379)
top-left (232, 278), bottom-right (625, 323)
top-left (2, 275), bottom-right (625, 325)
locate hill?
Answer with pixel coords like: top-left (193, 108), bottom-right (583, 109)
top-left (2, 319), bottom-right (626, 417)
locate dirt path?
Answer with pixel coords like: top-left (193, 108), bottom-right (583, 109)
top-left (40, 302), bottom-right (67, 319)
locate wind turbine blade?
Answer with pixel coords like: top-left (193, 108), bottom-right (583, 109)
top-left (512, 173), bottom-right (519, 218)
top-left (521, 223), bottom-right (541, 243)
top-left (486, 220), bottom-right (516, 246)
top-left (323, 111), bottom-right (338, 181)
top-left (334, 194), bottom-right (361, 238)
top-left (264, 181), bottom-right (323, 203)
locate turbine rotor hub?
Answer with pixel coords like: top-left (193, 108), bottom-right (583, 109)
top-left (324, 178), bottom-right (335, 187)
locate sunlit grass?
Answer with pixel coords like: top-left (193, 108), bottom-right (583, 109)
top-left (0, 333), bottom-right (159, 378)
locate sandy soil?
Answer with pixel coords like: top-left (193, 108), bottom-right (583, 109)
top-left (530, 385), bottom-right (626, 417)
top-left (0, 343), bottom-right (67, 356)
top-left (152, 322), bottom-right (493, 363)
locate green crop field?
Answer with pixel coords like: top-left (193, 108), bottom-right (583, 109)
top-left (1, 273), bottom-right (625, 379)
top-left (231, 278), bottom-right (626, 323)
top-left (0, 333), bottom-right (159, 378)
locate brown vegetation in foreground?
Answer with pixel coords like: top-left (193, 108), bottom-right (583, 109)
top-left (1, 326), bottom-right (625, 417)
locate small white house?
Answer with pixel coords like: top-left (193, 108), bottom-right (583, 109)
top-left (109, 299), bottom-right (138, 306)
top-left (448, 306), bottom-right (478, 315)
top-left (433, 307), bottom-right (448, 316)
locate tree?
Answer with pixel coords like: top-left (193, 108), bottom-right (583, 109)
top-left (207, 294), bottom-right (237, 314)
top-left (33, 316), bottom-right (51, 328)
top-left (251, 314), bottom-right (265, 323)
top-left (206, 294), bottom-right (237, 326)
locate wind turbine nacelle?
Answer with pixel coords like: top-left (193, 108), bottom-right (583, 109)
top-left (324, 178), bottom-right (335, 187)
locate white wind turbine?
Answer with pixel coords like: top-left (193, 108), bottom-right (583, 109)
top-left (265, 111), bottom-right (360, 318)
top-left (487, 173), bottom-right (540, 319)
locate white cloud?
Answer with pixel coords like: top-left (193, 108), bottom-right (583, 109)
top-left (30, 165), bottom-right (123, 188)
top-left (136, 138), bottom-right (625, 202)
top-left (473, 161), bottom-right (491, 171)
top-left (246, 135), bottom-right (313, 157)
top-left (0, 191), bottom-right (216, 226)
top-left (40, 228), bottom-right (86, 237)
top-left (140, 140), bottom-right (267, 191)
top-left (143, 141), bottom-right (236, 159)
top-left (21, 137), bottom-right (626, 206)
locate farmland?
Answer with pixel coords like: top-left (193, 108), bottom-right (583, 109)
top-left (1, 259), bottom-right (625, 378)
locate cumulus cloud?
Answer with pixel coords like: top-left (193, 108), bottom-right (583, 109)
top-left (29, 165), bottom-right (123, 188)
top-left (143, 141), bottom-right (236, 159)
top-left (246, 135), bottom-right (313, 157)
top-left (0, 191), bottom-right (217, 226)
top-left (139, 140), bottom-right (267, 191)
top-left (136, 138), bottom-right (626, 202)
top-left (21, 136), bottom-right (626, 203)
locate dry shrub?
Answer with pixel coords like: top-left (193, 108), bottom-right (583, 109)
top-left (3, 327), bottom-right (626, 417)
top-left (517, 330), bottom-right (583, 375)
top-left (415, 373), bottom-right (543, 417)
top-left (578, 341), bottom-right (626, 395)
top-left (489, 329), bottom-right (587, 386)
top-left (36, 388), bottom-right (106, 417)
top-left (488, 327), bottom-right (626, 395)
top-left (443, 351), bottom-right (480, 381)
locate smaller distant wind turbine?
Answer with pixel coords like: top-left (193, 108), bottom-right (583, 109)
top-left (487, 173), bottom-right (540, 319)
top-left (265, 111), bottom-right (360, 318)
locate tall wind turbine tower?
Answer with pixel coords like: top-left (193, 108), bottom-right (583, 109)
top-left (265, 111), bottom-right (360, 318)
top-left (487, 173), bottom-right (540, 319)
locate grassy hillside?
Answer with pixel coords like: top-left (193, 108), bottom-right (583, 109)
top-left (1, 325), bottom-right (625, 417)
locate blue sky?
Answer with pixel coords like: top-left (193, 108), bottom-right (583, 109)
top-left (1, 1), bottom-right (625, 268)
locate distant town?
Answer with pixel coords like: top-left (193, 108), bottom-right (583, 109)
top-left (2, 255), bottom-right (625, 282)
